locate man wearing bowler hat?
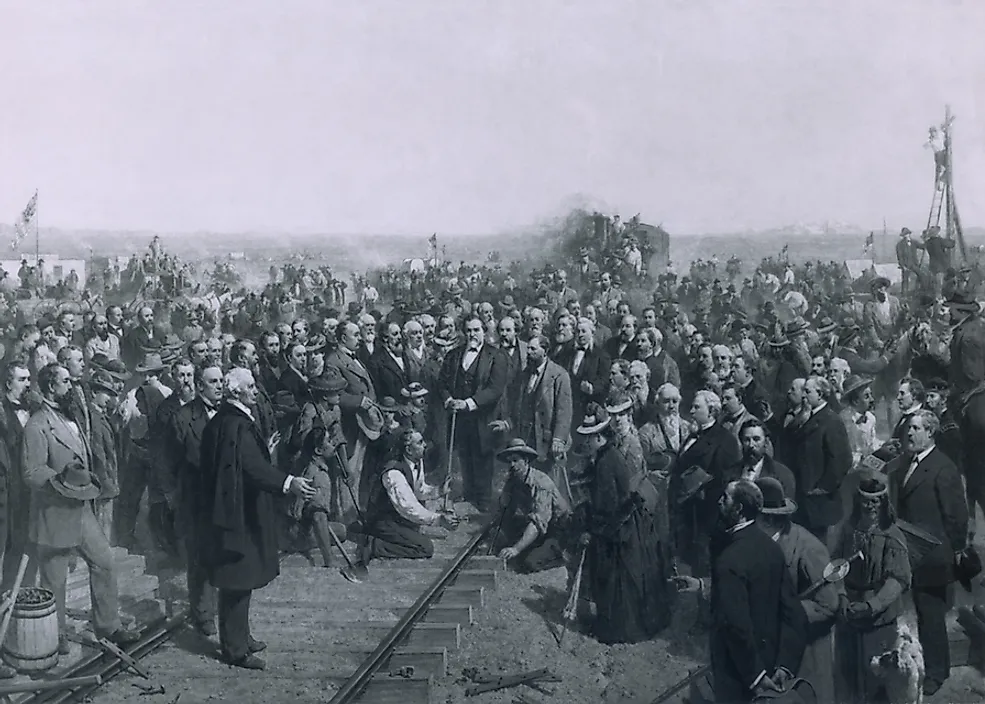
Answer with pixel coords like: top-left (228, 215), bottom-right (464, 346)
top-left (755, 477), bottom-right (839, 704)
top-left (22, 362), bottom-right (140, 654)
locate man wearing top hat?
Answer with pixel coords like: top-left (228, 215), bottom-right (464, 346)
top-left (22, 362), bottom-right (141, 653)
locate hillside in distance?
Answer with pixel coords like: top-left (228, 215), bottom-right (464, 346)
top-left (3, 224), bottom-right (985, 277)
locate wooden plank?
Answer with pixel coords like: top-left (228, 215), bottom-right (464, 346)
top-left (382, 648), bottom-right (447, 677)
top-left (420, 604), bottom-right (473, 626)
top-left (364, 621), bottom-right (460, 650)
top-left (438, 586), bottom-right (484, 608)
top-left (952, 633), bottom-right (971, 668)
top-left (453, 569), bottom-right (498, 589)
top-left (465, 555), bottom-right (505, 571)
top-left (359, 673), bottom-right (431, 704)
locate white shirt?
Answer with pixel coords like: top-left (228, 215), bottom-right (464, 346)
top-left (903, 445), bottom-right (935, 486)
top-left (462, 345), bottom-right (482, 371)
top-left (527, 360), bottom-right (547, 394)
top-left (572, 348), bottom-right (586, 376)
top-left (382, 458), bottom-right (438, 525)
top-left (742, 457), bottom-right (765, 483)
top-left (387, 349), bottom-right (405, 372)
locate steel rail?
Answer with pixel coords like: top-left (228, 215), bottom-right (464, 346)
top-left (22, 611), bottom-right (188, 704)
top-left (328, 520), bottom-right (494, 704)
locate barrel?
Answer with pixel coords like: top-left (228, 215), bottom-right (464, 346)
top-left (2, 587), bottom-right (59, 673)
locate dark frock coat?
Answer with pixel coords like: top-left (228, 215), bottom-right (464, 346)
top-left (199, 402), bottom-right (289, 591)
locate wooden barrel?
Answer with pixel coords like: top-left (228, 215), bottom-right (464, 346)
top-left (2, 587), bottom-right (59, 673)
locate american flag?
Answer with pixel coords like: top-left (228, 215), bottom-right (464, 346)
top-left (863, 231), bottom-right (875, 256)
top-left (10, 190), bottom-right (38, 250)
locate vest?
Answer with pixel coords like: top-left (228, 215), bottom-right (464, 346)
top-left (366, 459), bottom-right (418, 529)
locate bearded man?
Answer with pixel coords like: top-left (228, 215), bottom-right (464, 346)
top-left (84, 314), bottom-right (121, 362)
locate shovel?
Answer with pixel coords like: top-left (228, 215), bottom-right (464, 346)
top-left (324, 521), bottom-right (368, 584)
top-left (800, 550), bottom-right (863, 599)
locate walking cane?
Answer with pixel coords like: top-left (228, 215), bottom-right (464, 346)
top-left (442, 410), bottom-right (458, 512)
top-left (335, 445), bottom-right (366, 524)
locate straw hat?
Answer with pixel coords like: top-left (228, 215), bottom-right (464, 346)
top-left (605, 398), bottom-right (634, 415)
top-left (356, 404), bottom-right (386, 440)
top-left (496, 439), bottom-right (539, 461)
top-left (576, 412), bottom-right (610, 435)
top-left (401, 382), bottom-right (429, 399)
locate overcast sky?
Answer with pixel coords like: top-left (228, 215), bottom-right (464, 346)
top-left (1, 1), bottom-right (984, 236)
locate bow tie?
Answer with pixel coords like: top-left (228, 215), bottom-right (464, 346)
top-left (855, 415), bottom-right (867, 425)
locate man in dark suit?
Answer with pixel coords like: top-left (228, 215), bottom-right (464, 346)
top-left (556, 318), bottom-right (610, 435)
top-left (729, 418), bottom-right (796, 498)
top-left (707, 480), bottom-right (807, 702)
top-left (199, 368), bottom-right (315, 669)
top-left (369, 322), bottom-right (409, 402)
top-left (888, 409), bottom-right (968, 695)
top-left (122, 306), bottom-right (161, 369)
top-left (791, 376), bottom-right (852, 549)
top-left (495, 316), bottom-right (528, 391)
top-left (169, 364), bottom-right (224, 636)
top-left (896, 227), bottom-right (921, 295)
top-left (438, 316), bottom-right (508, 511)
top-left (602, 314), bottom-right (640, 362)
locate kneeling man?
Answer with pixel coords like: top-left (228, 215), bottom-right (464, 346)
top-left (493, 439), bottom-right (574, 573)
top-left (361, 429), bottom-right (458, 561)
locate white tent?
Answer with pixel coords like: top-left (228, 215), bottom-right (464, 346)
top-left (844, 259), bottom-right (875, 281)
top-left (403, 258), bottom-right (426, 273)
top-left (871, 263), bottom-right (902, 286)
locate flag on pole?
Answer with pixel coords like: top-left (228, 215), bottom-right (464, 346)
top-left (10, 190), bottom-right (38, 251)
top-left (429, 233), bottom-right (437, 247)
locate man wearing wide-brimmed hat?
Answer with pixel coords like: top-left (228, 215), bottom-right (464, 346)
top-left (23, 362), bottom-right (141, 654)
top-left (896, 227), bottom-right (921, 295)
top-left (491, 439), bottom-right (573, 573)
top-left (754, 477), bottom-right (839, 704)
top-left (574, 408), bottom-right (673, 643)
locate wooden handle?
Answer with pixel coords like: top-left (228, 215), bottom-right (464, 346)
top-left (0, 554), bottom-right (30, 649)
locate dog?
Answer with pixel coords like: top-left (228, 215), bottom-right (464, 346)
top-left (870, 620), bottom-right (925, 704)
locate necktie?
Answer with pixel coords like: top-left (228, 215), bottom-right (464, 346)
top-left (904, 455), bottom-right (920, 485)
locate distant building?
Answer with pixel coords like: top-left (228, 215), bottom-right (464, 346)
top-left (0, 253), bottom-right (86, 287)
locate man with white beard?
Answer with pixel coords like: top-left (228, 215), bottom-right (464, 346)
top-left (627, 360), bottom-right (655, 425)
top-left (84, 314), bottom-right (121, 362)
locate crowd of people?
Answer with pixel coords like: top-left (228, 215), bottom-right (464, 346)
top-left (0, 223), bottom-right (982, 702)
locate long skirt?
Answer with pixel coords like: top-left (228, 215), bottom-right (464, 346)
top-left (835, 619), bottom-right (897, 704)
top-left (586, 507), bottom-right (673, 644)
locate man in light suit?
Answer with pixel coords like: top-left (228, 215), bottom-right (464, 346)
top-left (491, 335), bottom-right (572, 472)
top-left (324, 321), bottom-right (378, 506)
top-left (439, 316), bottom-right (509, 511)
top-left (22, 363), bottom-right (139, 654)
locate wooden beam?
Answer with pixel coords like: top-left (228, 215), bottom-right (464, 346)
top-left (383, 648), bottom-right (447, 677)
top-left (421, 604), bottom-right (473, 626)
top-left (363, 621), bottom-right (460, 650)
top-left (454, 569), bottom-right (498, 589)
top-left (359, 670), bottom-right (431, 703)
top-left (438, 586), bottom-right (484, 608)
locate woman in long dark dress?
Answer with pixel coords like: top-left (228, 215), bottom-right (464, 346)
top-left (576, 404), bottom-right (673, 644)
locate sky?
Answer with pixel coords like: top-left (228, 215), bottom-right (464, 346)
top-left (1, 1), bottom-right (984, 237)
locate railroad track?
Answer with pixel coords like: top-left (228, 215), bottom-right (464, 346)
top-left (14, 516), bottom-right (498, 704)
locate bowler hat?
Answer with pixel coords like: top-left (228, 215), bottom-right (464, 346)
top-left (51, 463), bottom-right (101, 502)
top-left (378, 396), bottom-right (399, 412)
top-left (756, 477), bottom-right (797, 515)
top-left (496, 438), bottom-right (539, 461)
top-left (135, 353), bottom-right (166, 374)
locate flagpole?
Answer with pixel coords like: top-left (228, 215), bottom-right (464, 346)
top-left (34, 189), bottom-right (39, 266)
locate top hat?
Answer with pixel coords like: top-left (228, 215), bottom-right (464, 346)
top-left (677, 465), bottom-right (713, 505)
top-left (51, 463), bottom-right (101, 502)
top-left (496, 438), bottom-right (539, 461)
top-left (756, 477), bottom-right (797, 515)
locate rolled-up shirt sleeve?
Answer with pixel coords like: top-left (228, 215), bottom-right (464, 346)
top-left (383, 470), bottom-right (438, 525)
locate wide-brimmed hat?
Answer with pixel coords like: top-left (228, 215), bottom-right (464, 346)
top-left (815, 316), bottom-right (837, 335)
top-left (356, 404), bottom-right (386, 440)
top-left (135, 353), bottom-right (166, 374)
top-left (946, 291), bottom-right (981, 313)
top-left (496, 438), bottom-right (539, 461)
top-left (378, 396), bottom-right (399, 412)
top-left (401, 382), bottom-right (429, 399)
top-left (837, 322), bottom-right (862, 347)
top-left (767, 334), bottom-right (790, 348)
top-left (88, 372), bottom-right (119, 397)
top-left (900, 227), bottom-right (912, 237)
top-left (870, 276), bottom-right (891, 290)
top-left (784, 319), bottom-right (808, 337)
top-left (677, 465), bottom-right (713, 505)
top-left (842, 374), bottom-right (874, 399)
top-left (310, 368), bottom-right (347, 393)
top-left (605, 397), bottom-right (634, 415)
top-left (756, 477), bottom-right (797, 515)
top-left (576, 412), bottom-right (610, 435)
top-left (51, 463), bottom-right (101, 502)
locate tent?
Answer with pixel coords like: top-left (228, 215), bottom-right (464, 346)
top-left (844, 259), bottom-right (876, 281)
top-left (402, 258), bottom-right (426, 273)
